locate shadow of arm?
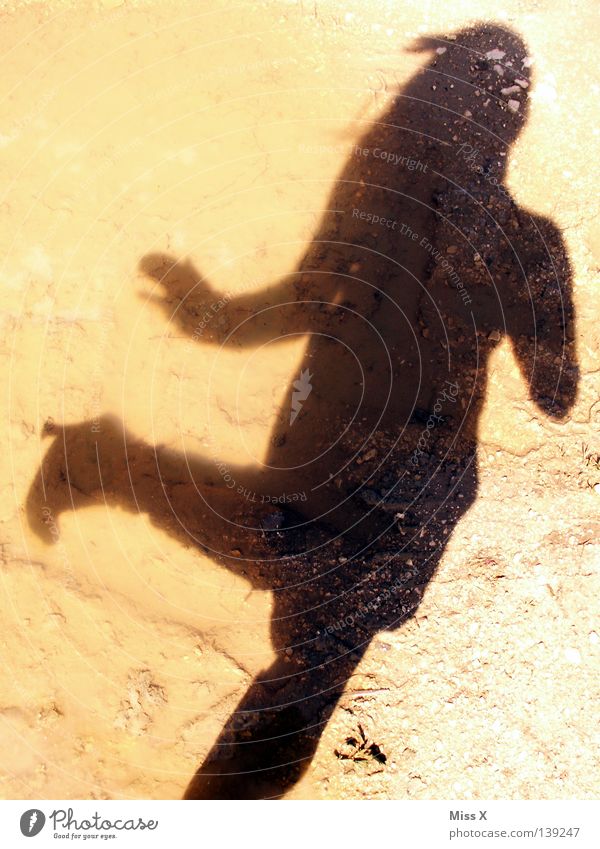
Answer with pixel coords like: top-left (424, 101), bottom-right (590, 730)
top-left (139, 252), bottom-right (304, 348)
top-left (507, 216), bottom-right (578, 420)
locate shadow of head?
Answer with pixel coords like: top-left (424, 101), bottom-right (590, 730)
top-left (406, 22), bottom-right (532, 141)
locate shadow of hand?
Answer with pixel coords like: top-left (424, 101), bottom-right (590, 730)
top-left (139, 252), bottom-right (216, 335)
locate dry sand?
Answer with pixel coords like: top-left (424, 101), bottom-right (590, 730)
top-left (0, 0), bottom-right (598, 799)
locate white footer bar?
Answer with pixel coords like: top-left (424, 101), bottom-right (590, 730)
top-left (0, 799), bottom-right (597, 848)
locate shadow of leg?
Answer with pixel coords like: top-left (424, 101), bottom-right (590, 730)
top-left (26, 416), bottom-right (129, 543)
top-left (184, 649), bottom-right (366, 800)
top-left (26, 415), bottom-right (268, 547)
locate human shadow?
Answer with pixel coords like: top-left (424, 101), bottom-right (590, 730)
top-left (27, 23), bottom-right (578, 799)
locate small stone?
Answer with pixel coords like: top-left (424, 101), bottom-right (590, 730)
top-left (486, 48), bottom-right (506, 60)
top-left (261, 510), bottom-right (285, 531)
top-left (515, 78), bottom-right (529, 88)
top-left (507, 100), bottom-right (521, 113)
top-left (436, 47), bottom-right (447, 55)
top-left (446, 245), bottom-right (458, 254)
top-left (488, 329), bottom-right (502, 342)
top-left (501, 85), bottom-right (522, 96)
top-left (564, 648), bottom-right (581, 665)
top-left (493, 64), bottom-right (505, 76)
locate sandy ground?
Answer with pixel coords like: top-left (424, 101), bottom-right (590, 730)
top-left (1, 0), bottom-right (599, 799)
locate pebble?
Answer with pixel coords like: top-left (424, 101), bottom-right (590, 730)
top-left (507, 100), bottom-right (521, 113)
top-left (261, 510), bottom-right (285, 530)
top-left (486, 48), bottom-right (506, 60)
top-left (564, 648), bottom-right (581, 665)
top-left (488, 329), bottom-right (502, 342)
top-left (501, 85), bottom-right (522, 96)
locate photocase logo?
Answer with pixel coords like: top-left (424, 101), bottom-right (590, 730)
top-left (289, 368), bottom-right (313, 425)
top-left (19, 809), bottom-right (46, 837)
